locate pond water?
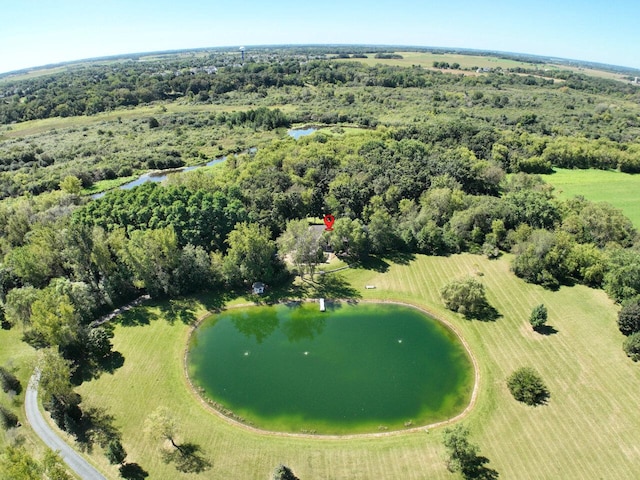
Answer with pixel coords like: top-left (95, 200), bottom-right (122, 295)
top-left (287, 127), bottom-right (318, 139)
top-left (187, 302), bottom-right (474, 435)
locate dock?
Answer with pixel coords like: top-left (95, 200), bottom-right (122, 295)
top-left (319, 298), bottom-right (326, 312)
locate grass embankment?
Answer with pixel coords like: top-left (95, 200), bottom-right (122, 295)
top-left (543, 168), bottom-right (640, 227)
top-left (74, 253), bottom-right (640, 479)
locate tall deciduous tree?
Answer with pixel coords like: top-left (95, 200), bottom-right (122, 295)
top-left (38, 349), bottom-right (76, 405)
top-left (223, 222), bottom-right (280, 285)
top-left (440, 277), bottom-right (490, 317)
top-left (144, 406), bottom-right (182, 452)
top-left (121, 227), bottom-right (179, 298)
top-left (29, 290), bottom-right (80, 348)
top-left (442, 424), bottom-right (498, 479)
top-left (277, 219), bottom-right (324, 279)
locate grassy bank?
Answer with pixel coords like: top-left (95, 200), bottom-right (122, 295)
top-left (73, 253), bottom-right (640, 479)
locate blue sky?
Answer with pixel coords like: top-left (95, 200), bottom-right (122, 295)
top-left (1, 0), bottom-right (639, 74)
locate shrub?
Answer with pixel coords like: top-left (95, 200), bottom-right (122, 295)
top-left (623, 332), bottom-right (640, 361)
top-left (507, 367), bottom-right (549, 406)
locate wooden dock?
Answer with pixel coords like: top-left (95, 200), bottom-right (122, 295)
top-left (319, 298), bottom-right (326, 312)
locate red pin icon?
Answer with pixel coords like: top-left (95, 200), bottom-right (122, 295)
top-left (323, 214), bottom-right (335, 231)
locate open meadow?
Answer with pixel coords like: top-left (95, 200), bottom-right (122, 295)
top-left (65, 253), bottom-right (640, 479)
top-left (543, 168), bottom-right (640, 227)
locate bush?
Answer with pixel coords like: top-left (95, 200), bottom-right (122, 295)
top-left (623, 332), bottom-right (640, 361)
top-left (507, 367), bottom-right (550, 406)
top-left (618, 298), bottom-right (640, 336)
top-left (529, 304), bottom-right (548, 330)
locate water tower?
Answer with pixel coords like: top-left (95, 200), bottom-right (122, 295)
top-left (240, 46), bottom-right (245, 64)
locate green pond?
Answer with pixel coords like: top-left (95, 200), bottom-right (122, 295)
top-left (187, 302), bottom-right (474, 434)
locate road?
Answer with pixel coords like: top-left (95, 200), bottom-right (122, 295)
top-left (26, 370), bottom-right (108, 480)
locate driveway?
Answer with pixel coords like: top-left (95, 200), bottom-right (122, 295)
top-left (26, 371), bottom-right (108, 480)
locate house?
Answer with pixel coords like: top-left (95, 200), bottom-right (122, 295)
top-left (252, 282), bottom-right (265, 295)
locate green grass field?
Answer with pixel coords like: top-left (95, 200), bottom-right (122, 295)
top-left (335, 51), bottom-right (538, 70)
top-left (543, 168), bottom-right (640, 227)
top-left (64, 253), bottom-right (640, 479)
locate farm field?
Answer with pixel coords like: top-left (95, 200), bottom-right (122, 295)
top-left (334, 51), bottom-right (541, 70)
top-left (543, 168), bottom-right (640, 227)
top-left (336, 51), bottom-right (636, 83)
top-left (72, 253), bottom-right (640, 479)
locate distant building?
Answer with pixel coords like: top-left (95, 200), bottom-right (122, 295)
top-left (252, 282), bottom-right (265, 295)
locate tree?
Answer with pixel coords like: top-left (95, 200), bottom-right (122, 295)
top-left (617, 297), bottom-right (640, 336)
top-left (367, 208), bottom-right (397, 254)
top-left (223, 222), bottom-right (280, 285)
top-left (604, 249), bottom-right (640, 303)
top-left (173, 244), bottom-right (215, 295)
top-left (42, 450), bottom-right (72, 480)
top-left (144, 406), bottom-right (182, 452)
top-left (0, 366), bottom-right (21, 395)
top-left (121, 227), bottom-right (180, 298)
top-left (273, 464), bottom-right (300, 480)
top-left (86, 327), bottom-right (114, 360)
top-left (0, 446), bottom-right (71, 480)
top-left (28, 290), bottom-right (80, 348)
top-left (277, 219), bottom-right (325, 279)
top-left (328, 217), bottom-right (369, 260)
top-left (623, 332), bottom-right (640, 361)
top-left (106, 439), bottom-right (127, 465)
top-left (507, 367), bottom-right (549, 406)
top-left (59, 175), bottom-right (82, 195)
top-left (38, 349), bottom-right (76, 405)
top-left (0, 446), bottom-right (41, 480)
top-left (529, 304), bottom-right (548, 330)
top-left (0, 405), bottom-right (18, 430)
top-left (442, 424), bottom-right (498, 480)
top-left (4, 286), bottom-right (39, 328)
top-left (440, 277), bottom-right (490, 318)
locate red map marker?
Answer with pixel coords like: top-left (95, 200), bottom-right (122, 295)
top-left (323, 214), bottom-right (335, 231)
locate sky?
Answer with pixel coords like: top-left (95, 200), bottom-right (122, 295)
top-left (1, 0), bottom-right (639, 74)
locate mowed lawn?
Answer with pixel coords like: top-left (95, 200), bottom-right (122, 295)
top-left (543, 168), bottom-right (640, 227)
top-left (74, 253), bottom-right (640, 479)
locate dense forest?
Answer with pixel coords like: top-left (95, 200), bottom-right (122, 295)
top-left (1, 47), bottom-right (640, 474)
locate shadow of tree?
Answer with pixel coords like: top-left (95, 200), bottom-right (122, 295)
top-left (115, 307), bottom-right (157, 327)
top-left (464, 304), bottom-right (501, 322)
top-left (157, 299), bottom-right (198, 326)
top-left (462, 455), bottom-right (500, 479)
top-left (119, 462), bottom-right (149, 479)
top-left (356, 255), bottom-right (391, 273)
top-left (311, 274), bottom-right (361, 300)
top-left (248, 281), bottom-right (310, 305)
top-left (533, 325), bottom-right (558, 336)
top-left (162, 442), bottom-right (211, 474)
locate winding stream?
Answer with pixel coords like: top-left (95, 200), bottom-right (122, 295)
top-left (90, 128), bottom-right (317, 199)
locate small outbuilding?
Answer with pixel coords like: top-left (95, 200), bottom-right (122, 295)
top-left (252, 282), bottom-right (265, 295)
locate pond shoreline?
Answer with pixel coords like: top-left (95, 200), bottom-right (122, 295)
top-left (182, 297), bottom-right (480, 440)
